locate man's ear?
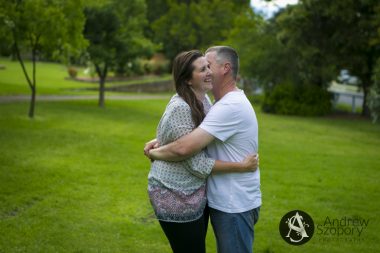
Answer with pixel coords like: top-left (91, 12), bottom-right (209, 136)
top-left (223, 62), bottom-right (231, 75)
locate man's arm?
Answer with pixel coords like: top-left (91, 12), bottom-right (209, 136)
top-left (148, 127), bottom-right (214, 162)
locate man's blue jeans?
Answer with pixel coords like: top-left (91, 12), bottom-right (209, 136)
top-left (209, 206), bottom-right (260, 253)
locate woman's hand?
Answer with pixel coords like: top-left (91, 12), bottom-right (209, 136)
top-left (144, 138), bottom-right (159, 160)
top-left (211, 153), bottom-right (259, 174)
top-left (242, 154), bottom-right (259, 172)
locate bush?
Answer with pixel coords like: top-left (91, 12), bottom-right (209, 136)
top-left (247, 94), bottom-right (264, 106)
top-left (67, 67), bottom-right (77, 78)
top-left (147, 53), bottom-right (170, 75)
top-left (367, 88), bottom-right (380, 123)
top-left (368, 58), bottom-right (380, 123)
top-left (262, 83), bottom-right (332, 116)
top-left (125, 54), bottom-right (170, 77)
top-left (130, 59), bottom-right (146, 76)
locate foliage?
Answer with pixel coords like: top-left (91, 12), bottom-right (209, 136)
top-left (0, 16), bottom-right (13, 56)
top-left (223, 8), bottom-right (300, 90)
top-left (83, 0), bottom-right (155, 107)
top-left (275, 3), bottom-right (338, 88)
top-left (0, 0), bottom-right (87, 117)
top-left (225, 0), bottom-right (380, 116)
top-left (144, 0), bottom-right (169, 40)
top-left (124, 54), bottom-right (169, 77)
top-left (262, 82), bottom-right (332, 116)
top-left (223, 8), bottom-right (264, 79)
top-left (275, 0), bottom-right (380, 115)
top-left (67, 67), bottom-right (78, 79)
top-left (368, 58), bottom-right (380, 122)
top-left (151, 0), bottom-right (250, 59)
top-left (224, 4), bottom-right (335, 90)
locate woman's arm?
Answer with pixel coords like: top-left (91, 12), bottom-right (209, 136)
top-left (212, 154), bottom-right (259, 174)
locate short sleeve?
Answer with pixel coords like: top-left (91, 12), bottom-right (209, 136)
top-left (166, 103), bottom-right (194, 141)
top-left (199, 102), bottom-right (240, 142)
top-left (166, 102), bottom-right (215, 179)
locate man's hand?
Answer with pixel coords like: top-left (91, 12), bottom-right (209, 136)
top-left (242, 154), bottom-right (259, 172)
top-left (144, 138), bottom-right (159, 160)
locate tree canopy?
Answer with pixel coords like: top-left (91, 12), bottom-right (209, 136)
top-left (1, 0), bottom-right (380, 118)
top-left (0, 0), bottom-right (87, 117)
top-left (83, 0), bottom-right (155, 107)
top-left (151, 0), bottom-right (250, 59)
top-left (223, 0), bottom-right (380, 116)
top-left (276, 0), bottom-right (380, 115)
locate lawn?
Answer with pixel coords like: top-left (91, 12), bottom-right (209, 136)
top-left (0, 98), bottom-right (379, 253)
top-left (0, 57), bottom-right (171, 96)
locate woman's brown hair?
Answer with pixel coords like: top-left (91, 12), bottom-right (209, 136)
top-left (172, 50), bottom-right (205, 127)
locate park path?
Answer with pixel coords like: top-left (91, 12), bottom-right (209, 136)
top-left (0, 94), bottom-right (171, 103)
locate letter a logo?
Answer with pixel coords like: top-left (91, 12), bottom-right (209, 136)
top-left (279, 210), bottom-right (314, 245)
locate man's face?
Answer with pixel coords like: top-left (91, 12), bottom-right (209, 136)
top-left (205, 51), bottom-right (222, 97)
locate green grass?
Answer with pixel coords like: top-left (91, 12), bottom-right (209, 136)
top-left (0, 58), bottom-right (97, 95)
top-left (0, 99), bottom-right (379, 252)
top-left (0, 57), bottom-right (171, 96)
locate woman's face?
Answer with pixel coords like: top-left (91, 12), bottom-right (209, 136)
top-left (188, 56), bottom-right (213, 94)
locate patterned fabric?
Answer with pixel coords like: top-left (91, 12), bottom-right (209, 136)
top-left (148, 94), bottom-right (215, 222)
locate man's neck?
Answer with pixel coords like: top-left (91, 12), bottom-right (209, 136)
top-left (214, 79), bottom-right (238, 101)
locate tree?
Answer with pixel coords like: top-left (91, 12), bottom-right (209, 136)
top-left (224, 5), bottom-right (335, 115)
top-left (145, 0), bottom-right (169, 40)
top-left (368, 58), bottom-right (380, 122)
top-left (0, 0), bottom-right (86, 118)
top-left (275, 0), bottom-right (380, 115)
top-left (224, 8), bottom-right (289, 85)
top-left (151, 0), bottom-right (250, 60)
top-left (83, 0), bottom-right (154, 108)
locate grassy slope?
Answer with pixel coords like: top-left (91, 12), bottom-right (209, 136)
top-left (0, 58), bottom-right (95, 95)
top-left (0, 57), bottom-right (171, 96)
top-left (0, 99), bottom-right (379, 252)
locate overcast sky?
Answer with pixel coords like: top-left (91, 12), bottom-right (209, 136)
top-left (250, 0), bottom-right (299, 18)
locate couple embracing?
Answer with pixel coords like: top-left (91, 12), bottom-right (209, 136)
top-left (144, 46), bottom-right (261, 253)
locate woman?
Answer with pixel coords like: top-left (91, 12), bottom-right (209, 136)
top-left (146, 50), bottom-right (258, 253)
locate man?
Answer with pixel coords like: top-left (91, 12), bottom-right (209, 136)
top-left (145, 46), bottom-right (261, 253)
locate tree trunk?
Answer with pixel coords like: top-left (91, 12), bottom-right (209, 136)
top-left (361, 82), bottom-right (370, 116)
top-left (28, 48), bottom-right (37, 118)
top-left (98, 76), bottom-right (105, 108)
top-left (29, 86), bottom-right (36, 118)
top-left (13, 40), bottom-right (36, 118)
top-left (95, 63), bottom-right (108, 108)
top-left (361, 50), bottom-right (374, 117)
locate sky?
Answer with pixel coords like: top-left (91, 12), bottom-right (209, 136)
top-left (250, 0), bottom-right (299, 18)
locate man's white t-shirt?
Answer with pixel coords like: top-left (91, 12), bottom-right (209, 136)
top-left (199, 90), bottom-right (261, 213)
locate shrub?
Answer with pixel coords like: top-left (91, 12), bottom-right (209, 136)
top-left (67, 67), bottom-right (77, 78)
top-left (368, 58), bottom-right (380, 123)
top-left (262, 83), bottom-right (332, 116)
top-left (247, 94), bottom-right (264, 106)
top-left (151, 61), bottom-right (169, 75)
top-left (368, 88), bottom-right (380, 123)
top-left (121, 59), bottom-right (148, 76)
top-left (124, 55), bottom-right (170, 77)
top-left (147, 53), bottom-right (169, 75)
